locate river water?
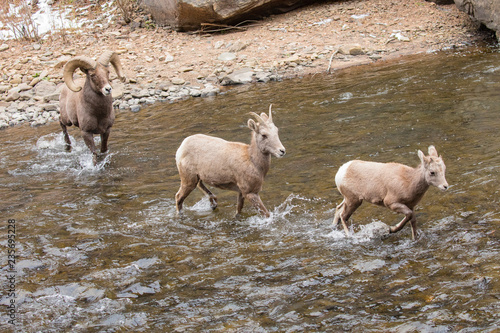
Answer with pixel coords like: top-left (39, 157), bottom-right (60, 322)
top-left (1, 47), bottom-right (499, 332)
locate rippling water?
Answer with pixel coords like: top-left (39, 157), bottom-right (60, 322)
top-left (1, 47), bottom-right (499, 332)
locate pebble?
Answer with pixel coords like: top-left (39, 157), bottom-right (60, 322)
top-left (218, 52), bottom-right (237, 61)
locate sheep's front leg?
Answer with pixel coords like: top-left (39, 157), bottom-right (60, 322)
top-left (246, 193), bottom-right (270, 218)
top-left (82, 131), bottom-right (97, 155)
top-left (60, 121), bottom-right (72, 151)
top-left (100, 128), bottom-right (111, 154)
top-left (388, 202), bottom-right (414, 236)
top-left (235, 192), bottom-right (245, 218)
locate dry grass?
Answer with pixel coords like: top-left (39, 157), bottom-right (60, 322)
top-left (0, 0), bottom-right (39, 41)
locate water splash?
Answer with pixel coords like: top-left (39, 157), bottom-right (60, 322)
top-left (8, 132), bottom-right (111, 176)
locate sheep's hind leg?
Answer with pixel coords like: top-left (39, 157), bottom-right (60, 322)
top-left (197, 181), bottom-right (217, 210)
top-left (60, 121), bottom-right (72, 152)
top-left (333, 199), bottom-right (345, 227)
top-left (339, 199), bottom-right (362, 237)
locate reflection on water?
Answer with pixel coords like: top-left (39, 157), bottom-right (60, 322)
top-left (0, 47), bottom-right (499, 332)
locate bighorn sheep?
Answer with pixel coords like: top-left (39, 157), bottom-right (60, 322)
top-left (175, 105), bottom-right (286, 217)
top-left (59, 51), bottom-right (126, 159)
top-left (333, 146), bottom-right (448, 240)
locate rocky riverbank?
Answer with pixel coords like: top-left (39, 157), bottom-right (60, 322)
top-left (0, 0), bottom-right (490, 129)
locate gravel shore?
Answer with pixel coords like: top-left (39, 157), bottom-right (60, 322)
top-left (0, 0), bottom-right (488, 128)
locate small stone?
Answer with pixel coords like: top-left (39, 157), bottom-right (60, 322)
top-left (43, 93), bottom-right (61, 102)
top-left (40, 103), bottom-right (58, 111)
top-left (29, 77), bottom-right (42, 87)
top-left (5, 92), bottom-right (20, 102)
top-left (33, 43), bottom-right (41, 50)
top-left (34, 81), bottom-right (57, 97)
top-left (218, 52), bottom-right (236, 61)
top-left (54, 55), bottom-right (71, 69)
top-left (171, 77), bottom-right (185, 85)
top-left (10, 75), bottom-right (23, 84)
top-left (17, 83), bottom-right (32, 92)
top-left (164, 53), bottom-right (174, 62)
top-left (130, 105), bottom-right (141, 112)
top-left (0, 44), bottom-right (9, 52)
top-left (228, 40), bottom-right (249, 52)
top-left (339, 44), bottom-right (365, 56)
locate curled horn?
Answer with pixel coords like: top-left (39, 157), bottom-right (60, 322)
top-left (63, 56), bottom-right (97, 92)
top-left (97, 50), bottom-right (126, 83)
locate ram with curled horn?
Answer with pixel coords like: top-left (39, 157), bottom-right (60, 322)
top-left (175, 104), bottom-right (286, 218)
top-left (59, 50), bottom-right (126, 161)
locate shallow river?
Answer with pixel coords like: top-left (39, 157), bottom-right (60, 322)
top-left (1, 47), bottom-right (499, 332)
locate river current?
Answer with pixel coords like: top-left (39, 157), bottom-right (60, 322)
top-left (0, 47), bottom-right (499, 332)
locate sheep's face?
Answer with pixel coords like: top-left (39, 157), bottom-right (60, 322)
top-left (87, 64), bottom-right (112, 96)
top-left (424, 157), bottom-right (448, 191)
top-left (418, 147), bottom-right (448, 191)
top-left (249, 121), bottom-right (286, 158)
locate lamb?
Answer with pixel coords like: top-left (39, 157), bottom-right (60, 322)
top-left (333, 146), bottom-right (448, 240)
top-left (59, 51), bottom-right (126, 160)
top-left (175, 105), bottom-right (286, 218)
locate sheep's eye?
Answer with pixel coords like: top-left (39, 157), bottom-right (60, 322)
top-left (430, 171), bottom-right (436, 176)
top-left (261, 134), bottom-right (268, 140)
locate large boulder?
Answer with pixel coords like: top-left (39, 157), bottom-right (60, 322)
top-left (142, 0), bottom-right (318, 31)
top-left (454, 0), bottom-right (500, 39)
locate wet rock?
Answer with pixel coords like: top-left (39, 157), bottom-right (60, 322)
top-left (131, 88), bottom-right (150, 98)
top-left (221, 68), bottom-right (254, 85)
top-left (200, 83), bottom-right (220, 97)
top-left (255, 71), bottom-right (272, 83)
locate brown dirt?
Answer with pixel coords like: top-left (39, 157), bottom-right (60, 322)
top-left (0, 0), bottom-right (488, 93)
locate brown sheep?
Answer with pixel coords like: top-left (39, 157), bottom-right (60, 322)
top-left (59, 51), bottom-right (126, 161)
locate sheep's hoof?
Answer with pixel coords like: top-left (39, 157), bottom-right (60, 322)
top-left (64, 144), bottom-right (72, 152)
top-left (209, 199), bottom-right (218, 210)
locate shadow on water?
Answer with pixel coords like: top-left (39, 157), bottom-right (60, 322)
top-left (0, 47), bottom-right (499, 332)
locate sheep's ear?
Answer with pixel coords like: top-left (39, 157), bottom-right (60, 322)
top-left (418, 150), bottom-right (425, 164)
top-left (248, 119), bottom-right (259, 132)
top-left (428, 145), bottom-right (438, 157)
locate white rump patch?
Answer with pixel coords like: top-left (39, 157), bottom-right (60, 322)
top-left (335, 160), bottom-right (353, 188)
